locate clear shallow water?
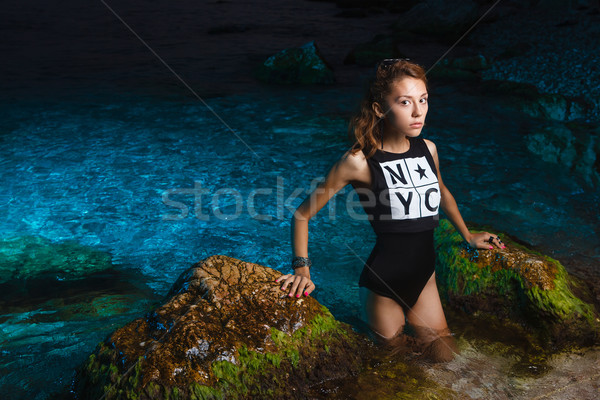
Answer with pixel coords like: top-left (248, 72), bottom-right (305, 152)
top-left (0, 83), bottom-right (599, 398)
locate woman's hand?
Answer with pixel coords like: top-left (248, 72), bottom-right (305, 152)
top-left (466, 231), bottom-right (506, 250)
top-left (275, 267), bottom-right (315, 298)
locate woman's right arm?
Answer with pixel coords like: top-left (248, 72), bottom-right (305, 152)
top-left (276, 150), bottom-right (368, 298)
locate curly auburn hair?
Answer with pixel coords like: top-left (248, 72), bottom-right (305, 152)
top-left (348, 59), bottom-right (428, 159)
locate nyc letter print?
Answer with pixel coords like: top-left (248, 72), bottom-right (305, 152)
top-left (380, 157), bottom-right (440, 220)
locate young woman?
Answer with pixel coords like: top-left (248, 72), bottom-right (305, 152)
top-left (275, 59), bottom-right (504, 362)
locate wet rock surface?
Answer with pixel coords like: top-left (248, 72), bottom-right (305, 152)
top-left (425, 339), bottom-right (600, 400)
top-left (72, 255), bottom-right (370, 399)
top-left (434, 219), bottom-right (600, 347)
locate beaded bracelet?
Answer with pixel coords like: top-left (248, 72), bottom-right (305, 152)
top-left (292, 256), bottom-right (311, 270)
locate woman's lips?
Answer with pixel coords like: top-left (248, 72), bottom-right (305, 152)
top-left (410, 123), bottom-right (423, 128)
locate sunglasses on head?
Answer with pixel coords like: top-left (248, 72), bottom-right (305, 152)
top-left (377, 58), bottom-right (411, 69)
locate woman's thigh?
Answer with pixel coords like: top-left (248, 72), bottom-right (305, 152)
top-left (360, 286), bottom-right (406, 339)
top-left (406, 273), bottom-right (449, 333)
top-left (406, 274), bottom-right (458, 361)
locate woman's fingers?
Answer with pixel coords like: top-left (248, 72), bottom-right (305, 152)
top-left (303, 280), bottom-right (315, 296)
top-left (289, 275), bottom-right (312, 298)
top-left (276, 274), bottom-right (293, 291)
top-left (274, 274), bottom-right (313, 297)
top-left (484, 232), bottom-right (506, 249)
top-left (469, 232), bottom-right (506, 249)
top-left (477, 232), bottom-right (506, 249)
top-left (289, 277), bottom-right (302, 298)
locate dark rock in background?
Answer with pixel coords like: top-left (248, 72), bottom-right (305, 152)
top-left (428, 54), bottom-right (490, 80)
top-left (481, 80), bottom-right (591, 122)
top-left (344, 34), bottom-right (406, 67)
top-left (256, 41), bottom-right (335, 85)
top-left (391, 0), bottom-right (480, 40)
top-left (526, 122), bottom-right (600, 186)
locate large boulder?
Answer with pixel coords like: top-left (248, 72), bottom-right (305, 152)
top-left (434, 219), bottom-right (599, 346)
top-left (0, 235), bottom-right (112, 284)
top-left (73, 255), bottom-right (369, 400)
top-left (256, 41), bottom-right (335, 85)
top-left (525, 121), bottom-right (600, 186)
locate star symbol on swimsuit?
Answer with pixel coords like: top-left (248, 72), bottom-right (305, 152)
top-left (415, 164), bottom-right (427, 179)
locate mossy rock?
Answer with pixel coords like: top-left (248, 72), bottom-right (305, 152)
top-left (256, 41), bottom-right (335, 85)
top-left (434, 219), bottom-right (599, 347)
top-left (0, 235), bottom-right (112, 284)
top-left (72, 255), bottom-right (371, 399)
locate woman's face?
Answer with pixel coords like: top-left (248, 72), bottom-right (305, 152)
top-left (378, 77), bottom-right (428, 137)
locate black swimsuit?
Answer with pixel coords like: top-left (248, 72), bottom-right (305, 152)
top-left (357, 137), bottom-right (440, 311)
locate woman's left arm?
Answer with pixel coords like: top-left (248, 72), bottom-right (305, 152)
top-left (425, 139), bottom-right (505, 250)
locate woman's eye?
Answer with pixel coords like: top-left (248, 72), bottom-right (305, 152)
top-left (400, 100), bottom-right (410, 105)
top-left (420, 98), bottom-right (428, 104)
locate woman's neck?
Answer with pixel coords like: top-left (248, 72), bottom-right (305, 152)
top-left (381, 132), bottom-right (410, 153)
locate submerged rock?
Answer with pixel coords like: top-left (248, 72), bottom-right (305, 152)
top-left (434, 219), bottom-right (600, 346)
top-left (481, 79), bottom-right (590, 121)
top-left (256, 41), bottom-right (335, 85)
top-left (525, 121), bottom-right (600, 186)
top-left (0, 235), bottom-right (112, 284)
top-left (73, 255), bottom-right (369, 399)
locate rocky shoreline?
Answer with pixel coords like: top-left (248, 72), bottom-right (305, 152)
top-left (68, 238), bottom-right (599, 399)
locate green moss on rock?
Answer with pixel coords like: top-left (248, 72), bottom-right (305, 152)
top-left (72, 255), bottom-right (369, 399)
top-left (434, 219), bottom-right (599, 346)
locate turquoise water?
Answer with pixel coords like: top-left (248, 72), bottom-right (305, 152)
top-left (1, 82), bottom-right (599, 398)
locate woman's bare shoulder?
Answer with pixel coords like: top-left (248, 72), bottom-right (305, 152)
top-left (336, 148), bottom-right (370, 184)
top-left (341, 147), bottom-right (366, 163)
top-left (423, 138), bottom-right (438, 157)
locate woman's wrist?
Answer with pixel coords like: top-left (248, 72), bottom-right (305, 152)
top-left (293, 266), bottom-right (310, 278)
top-left (292, 256), bottom-right (311, 270)
top-left (463, 231), bottom-right (473, 244)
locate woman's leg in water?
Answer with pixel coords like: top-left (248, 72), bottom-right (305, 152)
top-left (360, 287), bottom-right (410, 354)
top-left (406, 273), bottom-right (458, 362)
